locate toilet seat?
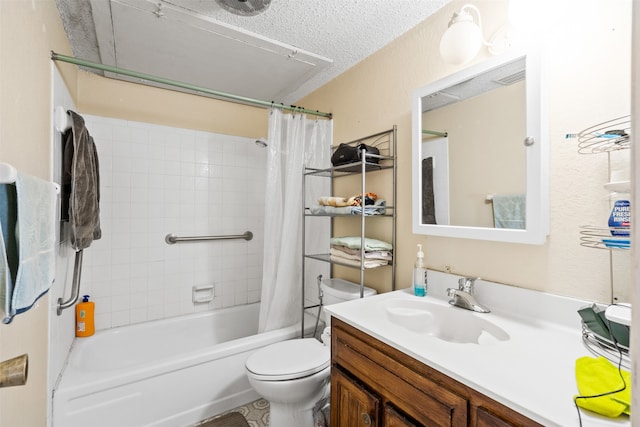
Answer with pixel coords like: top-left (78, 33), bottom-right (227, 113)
top-left (246, 338), bottom-right (330, 381)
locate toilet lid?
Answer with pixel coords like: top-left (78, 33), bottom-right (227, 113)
top-left (246, 338), bottom-right (330, 381)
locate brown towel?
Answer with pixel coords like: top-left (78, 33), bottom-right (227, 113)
top-left (62, 111), bottom-right (101, 250)
top-left (422, 157), bottom-right (436, 224)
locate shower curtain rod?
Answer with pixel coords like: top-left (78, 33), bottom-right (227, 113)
top-left (51, 51), bottom-right (332, 119)
top-left (422, 129), bottom-right (448, 138)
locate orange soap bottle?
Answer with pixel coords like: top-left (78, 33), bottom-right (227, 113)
top-left (76, 295), bottom-right (95, 337)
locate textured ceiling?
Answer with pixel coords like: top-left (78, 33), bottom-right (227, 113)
top-left (56, 0), bottom-right (452, 105)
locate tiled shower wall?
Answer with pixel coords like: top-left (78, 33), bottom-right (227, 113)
top-left (79, 115), bottom-right (266, 330)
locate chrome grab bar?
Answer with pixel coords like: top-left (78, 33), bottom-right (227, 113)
top-left (57, 250), bottom-right (83, 315)
top-left (165, 231), bottom-right (253, 245)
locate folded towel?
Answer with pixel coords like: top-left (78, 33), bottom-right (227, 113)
top-left (0, 173), bottom-right (56, 323)
top-left (63, 111), bottom-right (101, 250)
top-left (575, 356), bottom-right (631, 417)
top-left (351, 199), bottom-right (386, 216)
top-left (310, 200), bottom-right (386, 216)
top-left (330, 236), bottom-right (392, 251)
top-left (331, 246), bottom-right (392, 261)
top-left (329, 254), bottom-right (388, 269)
top-left (492, 194), bottom-right (525, 229)
top-left (309, 205), bottom-right (354, 215)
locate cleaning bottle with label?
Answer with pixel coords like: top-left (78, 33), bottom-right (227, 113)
top-left (76, 295), bottom-right (95, 337)
top-left (608, 199), bottom-right (630, 236)
top-left (413, 244), bottom-right (427, 297)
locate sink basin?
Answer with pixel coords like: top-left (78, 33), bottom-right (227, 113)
top-left (384, 299), bottom-right (510, 345)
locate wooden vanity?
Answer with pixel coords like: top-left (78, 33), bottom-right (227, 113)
top-left (325, 273), bottom-right (631, 426)
top-left (331, 318), bottom-right (542, 426)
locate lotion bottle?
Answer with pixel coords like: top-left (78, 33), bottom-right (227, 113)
top-left (413, 244), bottom-right (427, 297)
top-left (76, 295), bottom-right (95, 337)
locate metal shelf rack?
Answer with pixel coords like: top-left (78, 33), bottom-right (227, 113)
top-left (301, 127), bottom-right (397, 337)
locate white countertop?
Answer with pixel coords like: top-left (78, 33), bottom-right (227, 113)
top-left (324, 270), bottom-right (630, 427)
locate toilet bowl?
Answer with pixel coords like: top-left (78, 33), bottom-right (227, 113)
top-left (246, 338), bottom-right (330, 427)
top-left (245, 278), bottom-right (376, 426)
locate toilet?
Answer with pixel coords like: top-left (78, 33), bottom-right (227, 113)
top-left (245, 278), bottom-right (376, 427)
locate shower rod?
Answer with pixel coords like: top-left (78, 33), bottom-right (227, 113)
top-left (422, 129), bottom-right (448, 138)
top-left (50, 51), bottom-right (332, 119)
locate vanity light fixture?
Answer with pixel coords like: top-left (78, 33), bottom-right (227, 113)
top-left (439, 4), bottom-right (500, 66)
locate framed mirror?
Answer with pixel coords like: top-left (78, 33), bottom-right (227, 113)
top-left (412, 51), bottom-right (548, 244)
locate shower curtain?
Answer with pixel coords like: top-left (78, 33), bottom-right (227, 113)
top-left (259, 109), bottom-right (332, 333)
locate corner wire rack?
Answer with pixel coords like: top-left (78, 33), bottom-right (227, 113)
top-left (576, 115), bottom-right (631, 154)
top-left (581, 322), bottom-right (630, 370)
top-left (574, 115), bottom-right (632, 252)
top-left (579, 226), bottom-right (630, 251)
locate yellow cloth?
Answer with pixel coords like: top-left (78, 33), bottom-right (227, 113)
top-left (574, 356), bottom-right (631, 417)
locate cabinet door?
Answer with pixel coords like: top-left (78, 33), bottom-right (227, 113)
top-left (332, 368), bottom-right (380, 427)
top-left (476, 406), bottom-right (535, 427)
top-left (383, 404), bottom-right (419, 427)
top-left (333, 322), bottom-right (468, 426)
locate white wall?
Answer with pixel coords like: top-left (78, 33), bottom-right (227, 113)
top-left (300, 0), bottom-right (632, 303)
top-left (78, 116), bottom-right (266, 329)
top-left (48, 65), bottom-right (77, 427)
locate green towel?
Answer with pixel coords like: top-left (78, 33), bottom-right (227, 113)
top-left (330, 236), bottom-right (392, 251)
top-left (574, 356), bottom-right (631, 417)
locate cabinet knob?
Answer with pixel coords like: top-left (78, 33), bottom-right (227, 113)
top-left (362, 412), bottom-right (372, 425)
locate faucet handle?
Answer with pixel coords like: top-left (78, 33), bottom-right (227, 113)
top-left (458, 277), bottom-right (480, 292)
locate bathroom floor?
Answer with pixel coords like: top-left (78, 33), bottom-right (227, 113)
top-left (193, 399), bottom-right (270, 427)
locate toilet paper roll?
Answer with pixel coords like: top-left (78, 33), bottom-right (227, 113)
top-left (0, 354), bottom-right (28, 388)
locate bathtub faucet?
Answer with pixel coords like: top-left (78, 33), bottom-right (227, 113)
top-left (447, 277), bottom-right (490, 313)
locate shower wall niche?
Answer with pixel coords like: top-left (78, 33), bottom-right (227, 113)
top-left (80, 115), bottom-right (267, 330)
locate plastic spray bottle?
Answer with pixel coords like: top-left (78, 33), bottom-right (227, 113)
top-left (413, 244), bottom-right (427, 297)
top-left (76, 295), bottom-right (95, 337)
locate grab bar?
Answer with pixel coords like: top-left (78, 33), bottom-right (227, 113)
top-left (165, 231), bottom-right (253, 245)
top-left (57, 250), bottom-right (83, 315)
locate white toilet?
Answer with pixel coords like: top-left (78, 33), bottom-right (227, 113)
top-left (245, 278), bottom-right (376, 427)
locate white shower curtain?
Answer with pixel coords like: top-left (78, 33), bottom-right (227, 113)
top-left (259, 109), bottom-right (332, 333)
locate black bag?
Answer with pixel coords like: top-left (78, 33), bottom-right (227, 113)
top-left (331, 143), bottom-right (380, 168)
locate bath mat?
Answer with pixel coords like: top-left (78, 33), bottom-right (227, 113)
top-left (198, 412), bottom-right (249, 427)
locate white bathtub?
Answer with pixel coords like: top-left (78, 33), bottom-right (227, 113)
top-left (53, 303), bottom-right (314, 427)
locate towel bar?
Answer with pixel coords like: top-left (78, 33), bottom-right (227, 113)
top-left (0, 162), bottom-right (61, 194)
top-left (165, 231), bottom-right (253, 244)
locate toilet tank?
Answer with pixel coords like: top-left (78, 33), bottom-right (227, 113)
top-left (320, 278), bottom-right (376, 306)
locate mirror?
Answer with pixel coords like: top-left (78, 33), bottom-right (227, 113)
top-left (412, 51), bottom-right (548, 244)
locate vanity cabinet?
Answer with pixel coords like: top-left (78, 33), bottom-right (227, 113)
top-left (331, 318), bottom-right (542, 427)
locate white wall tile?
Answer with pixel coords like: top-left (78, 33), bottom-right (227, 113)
top-left (84, 115), bottom-right (266, 330)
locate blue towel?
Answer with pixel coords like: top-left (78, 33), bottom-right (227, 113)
top-left (0, 172), bottom-right (56, 323)
top-left (0, 184), bottom-right (18, 322)
top-left (492, 194), bottom-right (526, 229)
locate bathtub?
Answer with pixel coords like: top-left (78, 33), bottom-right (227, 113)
top-left (53, 303), bottom-right (316, 427)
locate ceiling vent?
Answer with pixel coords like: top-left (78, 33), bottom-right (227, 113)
top-left (215, 0), bottom-right (271, 16)
top-left (493, 70), bottom-right (526, 86)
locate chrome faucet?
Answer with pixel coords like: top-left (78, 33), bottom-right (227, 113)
top-left (447, 277), bottom-right (490, 313)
